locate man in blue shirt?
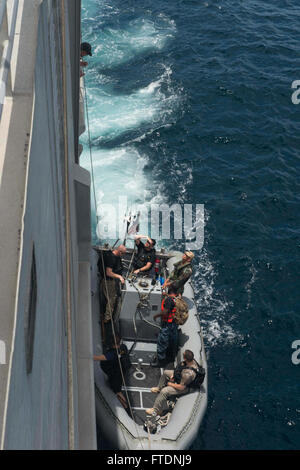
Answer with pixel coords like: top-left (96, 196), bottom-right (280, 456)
top-left (94, 334), bottom-right (130, 409)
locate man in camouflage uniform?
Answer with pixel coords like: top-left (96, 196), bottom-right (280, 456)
top-left (163, 251), bottom-right (194, 296)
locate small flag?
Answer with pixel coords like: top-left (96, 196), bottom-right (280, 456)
top-left (127, 212), bottom-right (141, 236)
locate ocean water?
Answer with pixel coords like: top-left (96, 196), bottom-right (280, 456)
top-left (81, 0), bottom-right (300, 450)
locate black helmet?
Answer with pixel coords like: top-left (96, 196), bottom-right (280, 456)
top-left (81, 42), bottom-right (92, 56)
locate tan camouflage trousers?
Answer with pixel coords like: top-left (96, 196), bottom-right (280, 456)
top-left (101, 279), bottom-right (121, 323)
top-left (153, 370), bottom-right (189, 414)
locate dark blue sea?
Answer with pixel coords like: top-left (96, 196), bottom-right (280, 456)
top-left (81, 0), bottom-right (300, 450)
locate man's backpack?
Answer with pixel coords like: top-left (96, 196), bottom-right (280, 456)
top-left (189, 363), bottom-right (206, 389)
top-left (173, 297), bottom-right (189, 325)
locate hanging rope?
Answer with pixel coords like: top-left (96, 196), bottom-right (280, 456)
top-left (82, 76), bottom-right (147, 450)
top-left (125, 249), bottom-right (136, 279)
top-left (83, 75), bottom-right (98, 226)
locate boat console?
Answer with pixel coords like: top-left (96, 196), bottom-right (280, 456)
top-left (119, 275), bottom-right (163, 342)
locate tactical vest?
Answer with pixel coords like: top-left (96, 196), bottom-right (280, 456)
top-left (134, 249), bottom-right (154, 269)
top-left (173, 360), bottom-right (205, 388)
top-left (171, 260), bottom-right (192, 280)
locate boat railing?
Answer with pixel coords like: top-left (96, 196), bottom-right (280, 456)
top-left (0, 0), bottom-right (19, 122)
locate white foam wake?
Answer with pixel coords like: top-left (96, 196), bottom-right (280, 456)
top-left (81, 66), bottom-right (180, 145)
top-left (88, 16), bottom-right (176, 68)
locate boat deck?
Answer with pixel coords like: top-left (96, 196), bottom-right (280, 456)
top-left (122, 341), bottom-right (175, 424)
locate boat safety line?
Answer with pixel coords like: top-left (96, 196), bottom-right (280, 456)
top-left (82, 75), bottom-right (99, 228)
top-left (83, 79), bottom-right (148, 450)
top-left (125, 249), bottom-right (136, 280)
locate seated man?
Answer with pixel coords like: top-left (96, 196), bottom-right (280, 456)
top-left (99, 245), bottom-right (126, 323)
top-left (163, 251), bottom-right (194, 295)
top-left (146, 350), bottom-right (199, 416)
top-left (151, 290), bottom-right (179, 367)
top-left (94, 334), bottom-right (130, 409)
top-left (133, 235), bottom-right (156, 275)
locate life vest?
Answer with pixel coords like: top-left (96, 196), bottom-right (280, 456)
top-left (161, 296), bottom-right (176, 323)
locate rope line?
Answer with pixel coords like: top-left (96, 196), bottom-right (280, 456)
top-left (82, 77), bottom-right (146, 450)
top-left (83, 75), bottom-right (98, 225)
